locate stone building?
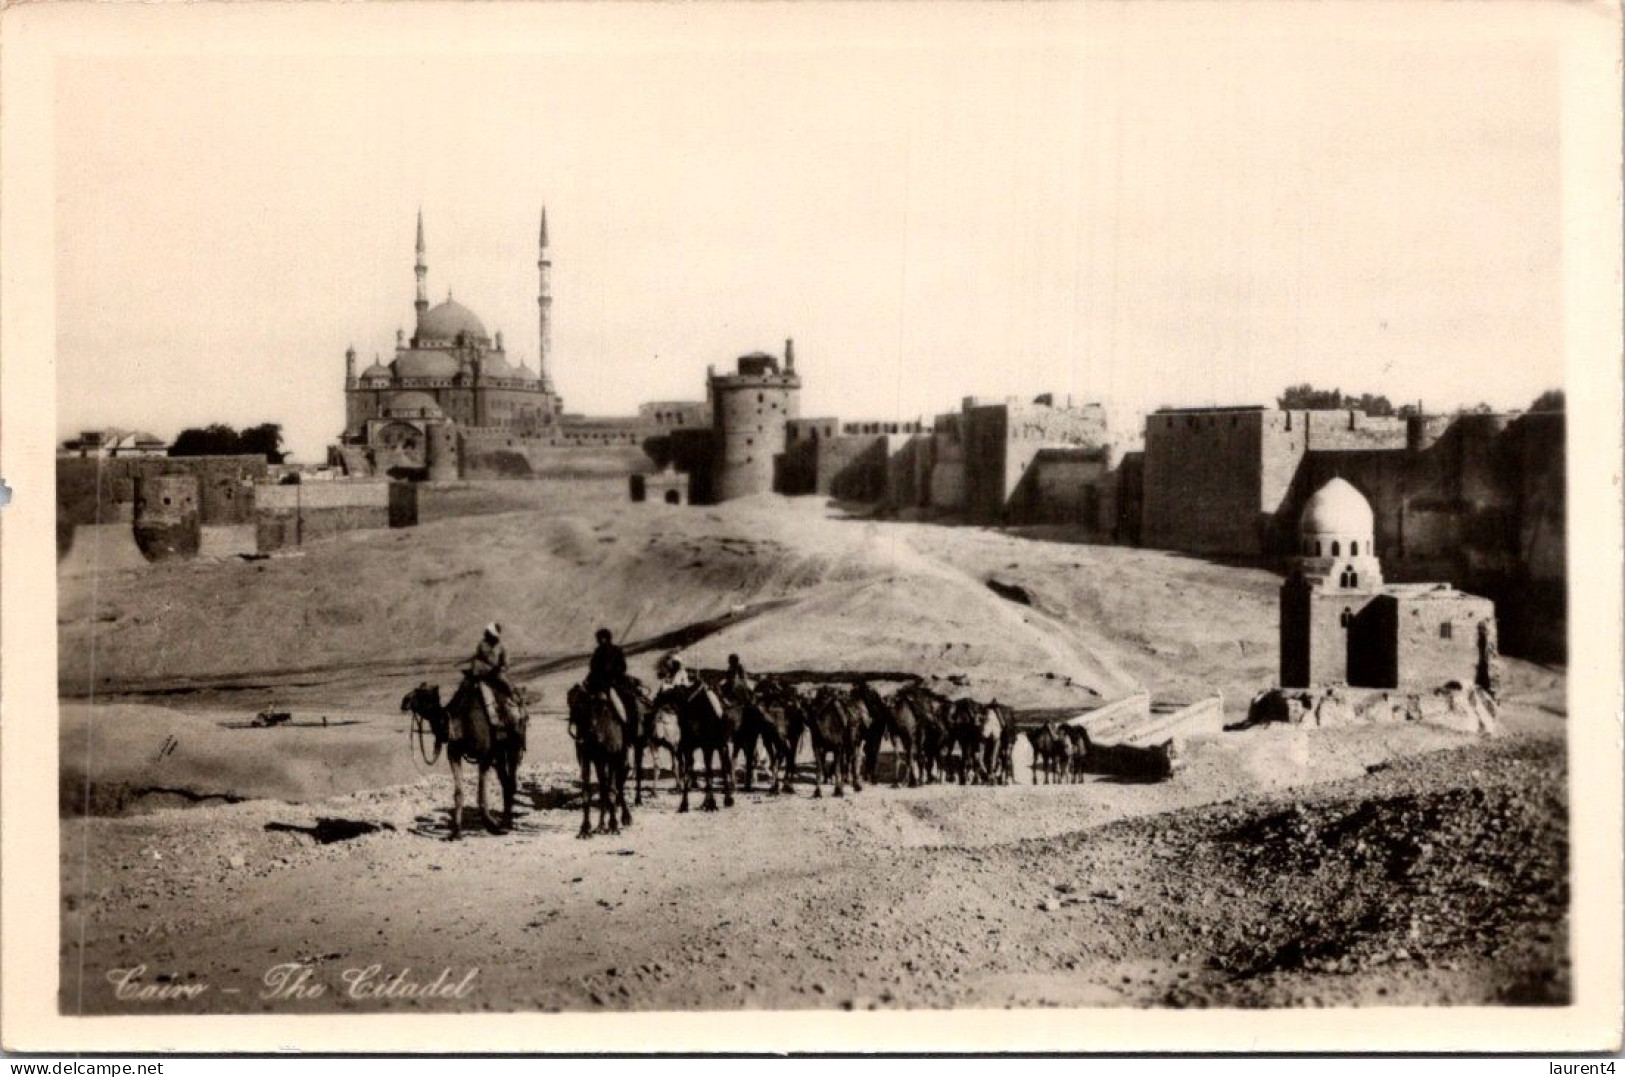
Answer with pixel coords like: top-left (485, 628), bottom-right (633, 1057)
top-left (1279, 478), bottom-right (1497, 691)
top-left (332, 210), bottom-right (706, 482)
top-left (707, 342), bottom-right (801, 502)
top-left (961, 395), bottom-right (1111, 523)
top-left (59, 429), bottom-right (169, 459)
top-left (339, 211), bottom-right (562, 476)
top-left (1142, 404), bottom-right (1564, 657)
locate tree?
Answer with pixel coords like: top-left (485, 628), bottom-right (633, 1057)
top-left (239, 422), bottom-right (288, 464)
top-left (1276, 384), bottom-right (1394, 416)
top-left (168, 421), bottom-right (287, 462)
top-left (1528, 389), bottom-right (1564, 412)
top-left (169, 423), bottom-right (240, 457)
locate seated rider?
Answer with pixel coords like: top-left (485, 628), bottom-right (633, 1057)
top-left (585, 628), bottom-right (637, 725)
top-left (722, 652), bottom-right (752, 703)
top-left (469, 622), bottom-right (518, 726)
top-left (660, 652), bottom-right (722, 718)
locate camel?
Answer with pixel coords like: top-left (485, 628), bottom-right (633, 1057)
top-left (892, 683), bottom-right (952, 784)
top-left (631, 686), bottom-right (685, 804)
top-left (851, 680), bottom-right (920, 788)
top-left (739, 676), bottom-right (805, 795)
top-left (1061, 725), bottom-right (1092, 782)
top-left (945, 698), bottom-right (1013, 785)
top-left (805, 686), bottom-right (863, 798)
top-left (565, 685), bottom-right (632, 838)
top-left (401, 677), bottom-right (526, 840)
top-left (653, 681), bottom-right (739, 813)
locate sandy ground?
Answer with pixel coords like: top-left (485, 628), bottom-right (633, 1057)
top-left (57, 484), bottom-right (1570, 1014)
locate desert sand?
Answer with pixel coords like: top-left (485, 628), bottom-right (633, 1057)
top-left (57, 482), bottom-right (1569, 1013)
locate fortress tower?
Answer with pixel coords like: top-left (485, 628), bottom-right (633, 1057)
top-left (708, 340), bottom-right (802, 502)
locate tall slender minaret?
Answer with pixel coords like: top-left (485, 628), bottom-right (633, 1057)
top-left (537, 206), bottom-right (555, 397)
top-left (414, 209), bottom-right (429, 324)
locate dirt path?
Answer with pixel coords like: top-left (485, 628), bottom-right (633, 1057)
top-left (59, 708), bottom-right (1565, 1015)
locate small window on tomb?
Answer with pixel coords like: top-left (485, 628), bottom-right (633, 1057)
top-left (1351, 541), bottom-right (1359, 555)
top-left (1348, 571), bottom-right (1358, 587)
top-left (1440, 622), bottom-right (1453, 640)
top-left (1315, 541), bottom-right (1322, 556)
top-left (1340, 608), bottom-right (1352, 628)
top-left (1331, 541), bottom-right (1341, 556)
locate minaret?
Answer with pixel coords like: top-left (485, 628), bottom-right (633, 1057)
top-left (345, 344), bottom-right (356, 385)
top-left (784, 337), bottom-right (795, 373)
top-left (414, 209), bottom-right (429, 324)
top-left (537, 206), bottom-right (555, 397)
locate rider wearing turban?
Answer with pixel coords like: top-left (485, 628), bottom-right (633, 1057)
top-left (470, 622), bottom-right (518, 725)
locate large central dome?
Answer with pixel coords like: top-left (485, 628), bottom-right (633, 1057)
top-left (416, 297), bottom-right (488, 344)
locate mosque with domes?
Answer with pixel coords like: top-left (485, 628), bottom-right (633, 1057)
top-left (337, 210), bottom-right (575, 476)
top-left (1280, 477), bottom-right (1498, 692)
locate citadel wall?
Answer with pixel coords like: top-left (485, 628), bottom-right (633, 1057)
top-left (961, 398), bottom-right (1108, 523)
top-left (252, 480), bottom-right (410, 552)
top-left (132, 474), bottom-right (201, 561)
top-left (928, 412), bottom-right (966, 512)
top-left (1143, 408), bottom-right (1294, 555)
top-left (1008, 447), bottom-right (1116, 531)
top-left (58, 455), bottom-right (266, 560)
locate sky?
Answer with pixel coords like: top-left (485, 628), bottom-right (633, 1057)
top-left (53, 4), bottom-right (1567, 462)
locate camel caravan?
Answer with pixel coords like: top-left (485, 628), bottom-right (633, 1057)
top-left (401, 625), bottom-right (1180, 841)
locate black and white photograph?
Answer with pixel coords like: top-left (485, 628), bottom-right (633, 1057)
top-left (4, 0), bottom-right (1621, 1055)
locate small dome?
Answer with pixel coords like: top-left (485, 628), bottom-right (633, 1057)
top-left (416, 297), bottom-right (488, 344)
top-left (514, 360), bottom-right (539, 383)
top-left (384, 390), bottom-right (443, 417)
top-left (1300, 478), bottom-right (1374, 536)
top-left (395, 349), bottom-right (460, 379)
top-left (360, 359), bottom-right (392, 381)
top-left (481, 353), bottom-right (517, 379)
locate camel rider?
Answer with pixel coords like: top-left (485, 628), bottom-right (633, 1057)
top-left (661, 652), bottom-right (723, 719)
top-left (470, 622), bottom-right (517, 726)
top-left (658, 651), bottom-right (694, 691)
top-left (723, 653), bottom-right (752, 702)
top-left (585, 628), bottom-right (636, 725)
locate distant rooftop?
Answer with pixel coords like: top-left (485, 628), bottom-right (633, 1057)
top-left (1152, 404), bottom-right (1267, 414)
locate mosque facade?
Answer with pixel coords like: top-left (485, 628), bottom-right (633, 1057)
top-left (337, 211), bottom-right (566, 476)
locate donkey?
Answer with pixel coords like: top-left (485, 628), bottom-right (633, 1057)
top-left (401, 677), bottom-right (527, 840)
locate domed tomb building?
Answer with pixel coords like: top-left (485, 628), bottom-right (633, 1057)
top-left (340, 210), bottom-right (562, 474)
top-left (1279, 478), bottom-right (1498, 691)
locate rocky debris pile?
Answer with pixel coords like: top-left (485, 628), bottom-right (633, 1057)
top-left (1244, 682), bottom-right (1500, 736)
top-left (1158, 738), bottom-right (1567, 1004)
top-left (994, 736), bottom-right (1567, 1008)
